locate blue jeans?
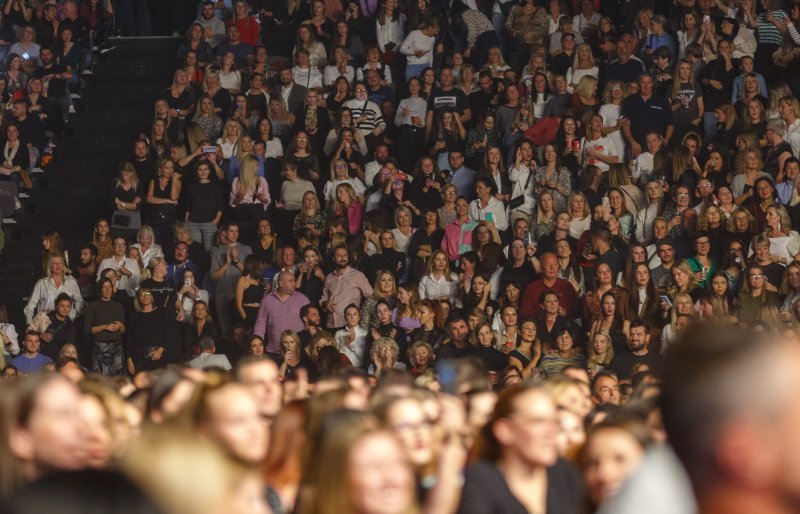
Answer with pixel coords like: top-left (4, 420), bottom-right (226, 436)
top-left (188, 221), bottom-right (217, 252)
top-left (491, 10), bottom-right (507, 54)
top-left (405, 62), bottom-right (428, 82)
top-left (703, 112), bottom-right (718, 141)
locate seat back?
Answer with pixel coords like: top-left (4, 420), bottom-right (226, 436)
top-left (0, 190), bottom-right (15, 218)
top-left (0, 181), bottom-right (17, 198)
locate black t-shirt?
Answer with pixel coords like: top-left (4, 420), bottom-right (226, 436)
top-left (610, 348), bottom-right (662, 381)
top-left (458, 460), bottom-right (582, 514)
top-left (32, 65), bottom-right (67, 98)
top-left (428, 86), bottom-right (469, 118)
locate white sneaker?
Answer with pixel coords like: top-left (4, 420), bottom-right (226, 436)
top-left (69, 105), bottom-right (76, 114)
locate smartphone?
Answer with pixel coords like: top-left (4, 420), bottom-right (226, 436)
top-left (202, 146), bottom-right (217, 153)
top-left (22, 52), bottom-right (29, 60)
top-left (703, 14), bottom-right (711, 23)
top-left (660, 294), bottom-right (673, 307)
top-left (184, 275), bottom-right (193, 286)
top-left (523, 233), bottom-right (530, 246)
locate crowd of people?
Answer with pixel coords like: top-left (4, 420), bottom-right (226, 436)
top-left (5, 0), bottom-right (800, 512)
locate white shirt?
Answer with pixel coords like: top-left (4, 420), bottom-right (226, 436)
top-left (566, 65), bottom-right (599, 94)
top-left (130, 243), bottom-right (164, 268)
top-left (392, 227), bottom-right (416, 254)
top-left (335, 326), bottom-right (368, 367)
top-left (581, 134), bottom-right (618, 173)
top-left (418, 272), bottom-right (458, 303)
top-left (786, 118), bottom-right (800, 158)
top-left (599, 103), bottom-right (626, 158)
top-left (24, 276), bottom-right (84, 324)
top-left (323, 177), bottom-right (366, 203)
top-left (399, 29), bottom-right (435, 66)
top-left (292, 66), bottom-right (324, 90)
top-left (509, 163), bottom-right (536, 213)
top-left (323, 65), bottom-right (355, 86)
top-left (97, 256), bottom-right (141, 297)
top-left (469, 196), bottom-right (509, 232)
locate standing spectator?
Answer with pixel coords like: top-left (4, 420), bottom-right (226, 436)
top-left (24, 256), bottom-right (83, 325)
top-left (621, 73), bottom-right (674, 157)
top-left (321, 245), bottom-right (373, 328)
top-left (210, 222), bottom-right (253, 336)
top-left (83, 278), bottom-right (126, 376)
top-left (253, 271), bottom-right (310, 358)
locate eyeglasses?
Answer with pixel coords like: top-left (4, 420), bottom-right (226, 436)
top-left (297, 137), bottom-right (307, 141)
top-left (697, 184), bottom-right (713, 189)
top-left (335, 164), bottom-right (346, 169)
top-left (675, 192), bottom-right (690, 197)
top-left (355, 88), bottom-right (367, 93)
top-left (749, 274), bottom-right (764, 279)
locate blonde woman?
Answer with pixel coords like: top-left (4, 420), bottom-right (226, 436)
top-left (482, 46), bottom-right (510, 78)
top-left (661, 292), bottom-right (695, 353)
top-left (188, 95), bottom-right (222, 150)
top-left (231, 138), bottom-right (251, 169)
top-left (291, 189), bottom-right (325, 238)
top-left (418, 249), bottom-right (458, 303)
top-left (586, 330), bottom-right (614, 376)
top-left (230, 155), bottom-right (270, 210)
top-left (217, 51), bottom-right (241, 95)
top-left (598, 79), bottom-right (627, 157)
top-left (566, 43), bottom-right (598, 94)
top-left (216, 119), bottom-right (240, 159)
top-left (335, 182), bottom-right (364, 234)
top-left (568, 191), bottom-right (591, 239)
top-left (268, 96), bottom-right (296, 144)
top-left (572, 75), bottom-right (599, 123)
top-left (323, 157), bottom-right (366, 203)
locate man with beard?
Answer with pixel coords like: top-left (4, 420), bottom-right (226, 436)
top-left (320, 245), bottom-right (373, 328)
top-left (279, 68), bottom-right (308, 116)
top-left (609, 319), bottom-right (661, 382)
top-left (364, 142), bottom-right (391, 187)
top-left (297, 304), bottom-right (322, 349)
top-left (74, 243), bottom-right (98, 300)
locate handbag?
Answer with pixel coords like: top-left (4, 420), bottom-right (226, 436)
top-left (111, 209), bottom-right (141, 230)
top-left (509, 166), bottom-right (534, 211)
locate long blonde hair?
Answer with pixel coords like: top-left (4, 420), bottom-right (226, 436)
top-left (235, 155), bottom-right (260, 196)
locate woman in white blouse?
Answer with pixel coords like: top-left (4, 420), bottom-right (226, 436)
top-left (24, 255), bottom-right (83, 324)
top-left (323, 47), bottom-right (356, 86)
top-left (418, 249), bottom-right (459, 303)
top-left (566, 44), bottom-right (599, 94)
top-left (376, 0), bottom-right (405, 55)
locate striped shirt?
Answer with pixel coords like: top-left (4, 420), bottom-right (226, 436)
top-left (757, 10), bottom-right (788, 45)
top-left (343, 98), bottom-right (386, 133)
